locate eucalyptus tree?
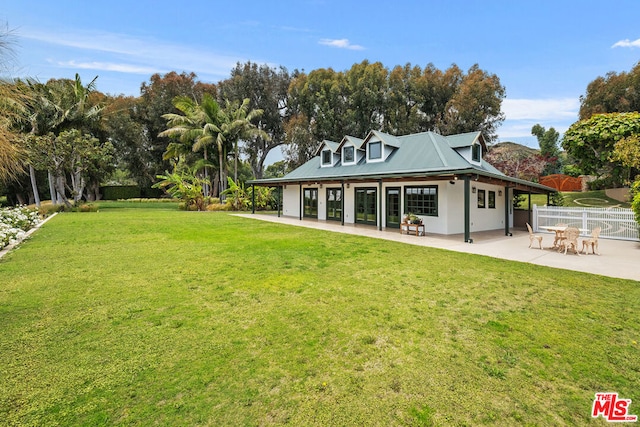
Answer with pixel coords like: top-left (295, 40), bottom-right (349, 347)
top-left (138, 71), bottom-right (217, 181)
top-left (579, 61), bottom-right (640, 120)
top-left (344, 60), bottom-right (388, 137)
top-left (217, 62), bottom-right (291, 179)
top-left (437, 64), bottom-right (505, 141)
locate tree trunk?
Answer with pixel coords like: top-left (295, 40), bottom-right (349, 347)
top-left (56, 175), bottom-right (71, 208)
top-left (234, 140), bottom-right (239, 183)
top-left (218, 149), bottom-right (225, 199)
top-left (203, 146), bottom-right (210, 197)
top-left (48, 170), bottom-right (57, 204)
top-left (29, 165), bottom-right (41, 207)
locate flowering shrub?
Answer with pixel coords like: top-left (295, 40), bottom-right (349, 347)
top-left (0, 206), bottom-right (41, 251)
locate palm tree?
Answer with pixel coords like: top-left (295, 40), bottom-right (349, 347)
top-left (0, 29), bottom-right (25, 184)
top-left (159, 94), bottom-right (222, 196)
top-left (219, 98), bottom-right (269, 183)
top-left (16, 74), bottom-right (102, 206)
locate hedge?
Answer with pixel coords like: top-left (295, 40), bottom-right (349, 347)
top-left (100, 186), bottom-right (164, 200)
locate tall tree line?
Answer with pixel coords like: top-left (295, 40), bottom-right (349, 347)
top-left (2, 58), bottom-right (506, 203)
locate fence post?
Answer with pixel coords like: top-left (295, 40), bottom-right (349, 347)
top-left (533, 204), bottom-right (538, 231)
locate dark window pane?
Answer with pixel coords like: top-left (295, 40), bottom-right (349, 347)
top-left (344, 146), bottom-right (354, 162)
top-left (404, 186), bottom-right (438, 216)
top-left (322, 150), bottom-right (331, 165)
top-left (369, 141), bottom-right (381, 159)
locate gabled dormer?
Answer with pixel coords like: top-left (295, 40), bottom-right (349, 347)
top-left (316, 140), bottom-right (341, 168)
top-left (362, 130), bottom-right (400, 163)
top-left (338, 136), bottom-right (364, 166)
top-left (445, 131), bottom-right (486, 166)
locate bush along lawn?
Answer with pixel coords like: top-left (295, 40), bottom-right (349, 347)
top-left (0, 205), bottom-right (41, 251)
top-left (0, 207), bottom-right (638, 426)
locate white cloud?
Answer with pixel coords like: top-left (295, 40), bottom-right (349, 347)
top-left (497, 97), bottom-right (580, 143)
top-left (17, 27), bottom-right (244, 80)
top-left (54, 60), bottom-right (162, 75)
top-left (319, 38), bottom-right (364, 50)
top-left (502, 98), bottom-right (579, 121)
top-left (612, 38), bottom-right (640, 48)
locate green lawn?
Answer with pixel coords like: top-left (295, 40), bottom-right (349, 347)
top-left (522, 190), bottom-right (631, 209)
top-left (1, 204), bottom-right (638, 426)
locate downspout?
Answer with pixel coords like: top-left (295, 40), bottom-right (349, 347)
top-left (378, 179), bottom-right (383, 231)
top-left (464, 175), bottom-right (472, 243)
top-left (504, 186), bottom-right (512, 236)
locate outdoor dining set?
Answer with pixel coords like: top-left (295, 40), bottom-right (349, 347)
top-left (527, 223), bottom-right (601, 256)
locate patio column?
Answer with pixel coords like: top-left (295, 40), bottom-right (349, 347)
top-left (504, 186), bottom-right (511, 236)
top-left (527, 191), bottom-right (532, 226)
top-left (378, 179), bottom-right (383, 231)
top-left (341, 181), bottom-right (345, 226)
top-left (299, 184), bottom-right (303, 220)
top-left (251, 184), bottom-right (255, 214)
top-left (277, 186), bottom-right (281, 218)
top-left (464, 175), bottom-right (472, 243)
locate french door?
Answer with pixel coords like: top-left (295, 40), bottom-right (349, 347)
top-left (326, 188), bottom-right (342, 221)
top-left (355, 187), bottom-right (377, 226)
top-left (386, 187), bottom-right (401, 229)
top-left (303, 188), bottom-right (318, 218)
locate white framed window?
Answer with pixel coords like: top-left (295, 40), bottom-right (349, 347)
top-left (343, 146), bottom-right (355, 163)
top-left (472, 144), bottom-right (481, 162)
top-left (368, 141), bottom-right (382, 161)
top-left (321, 149), bottom-right (332, 166)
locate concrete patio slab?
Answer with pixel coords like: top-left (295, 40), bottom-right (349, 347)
top-left (238, 214), bottom-right (640, 282)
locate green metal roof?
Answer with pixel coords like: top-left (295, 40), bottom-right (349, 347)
top-left (251, 130), bottom-right (555, 193)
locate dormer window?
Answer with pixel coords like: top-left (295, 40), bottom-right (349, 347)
top-left (321, 149), bottom-right (332, 166)
top-left (472, 144), bottom-right (481, 162)
top-left (343, 146), bottom-right (354, 163)
top-left (368, 141), bottom-right (382, 160)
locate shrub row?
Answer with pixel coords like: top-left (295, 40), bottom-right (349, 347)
top-left (100, 186), bottom-right (164, 200)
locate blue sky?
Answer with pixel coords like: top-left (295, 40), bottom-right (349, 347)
top-left (2, 0), bottom-right (640, 157)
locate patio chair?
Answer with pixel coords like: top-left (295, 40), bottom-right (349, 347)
top-left (562, 227), bottom-right (581, 255)
top-left (581, 226), bottom-right (601, 255)
top-left (526, 223), bottom-right (543, 249)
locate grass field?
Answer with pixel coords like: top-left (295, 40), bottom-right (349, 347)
top-left (520, 190), bottom-right (631, 210)
top-left (1, 203), bottom-right (638, 426)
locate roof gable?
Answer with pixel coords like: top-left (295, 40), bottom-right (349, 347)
top-left (314, 139), bottom-right (340, 156)
top-left (445, 131), bottom-right (487, 151)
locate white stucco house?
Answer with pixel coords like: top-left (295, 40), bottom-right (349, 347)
top-left (249, 130), bottom-right (554, 242)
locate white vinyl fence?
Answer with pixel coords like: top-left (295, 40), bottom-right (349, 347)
top-left (533, 205), bottom-right (639, 241)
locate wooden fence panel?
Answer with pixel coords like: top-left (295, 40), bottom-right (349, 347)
top-left (539, 174), bottom-right (582, 192)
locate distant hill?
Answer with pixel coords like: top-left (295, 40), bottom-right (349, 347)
top-left (487, 141), bottom-right (539, 157)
